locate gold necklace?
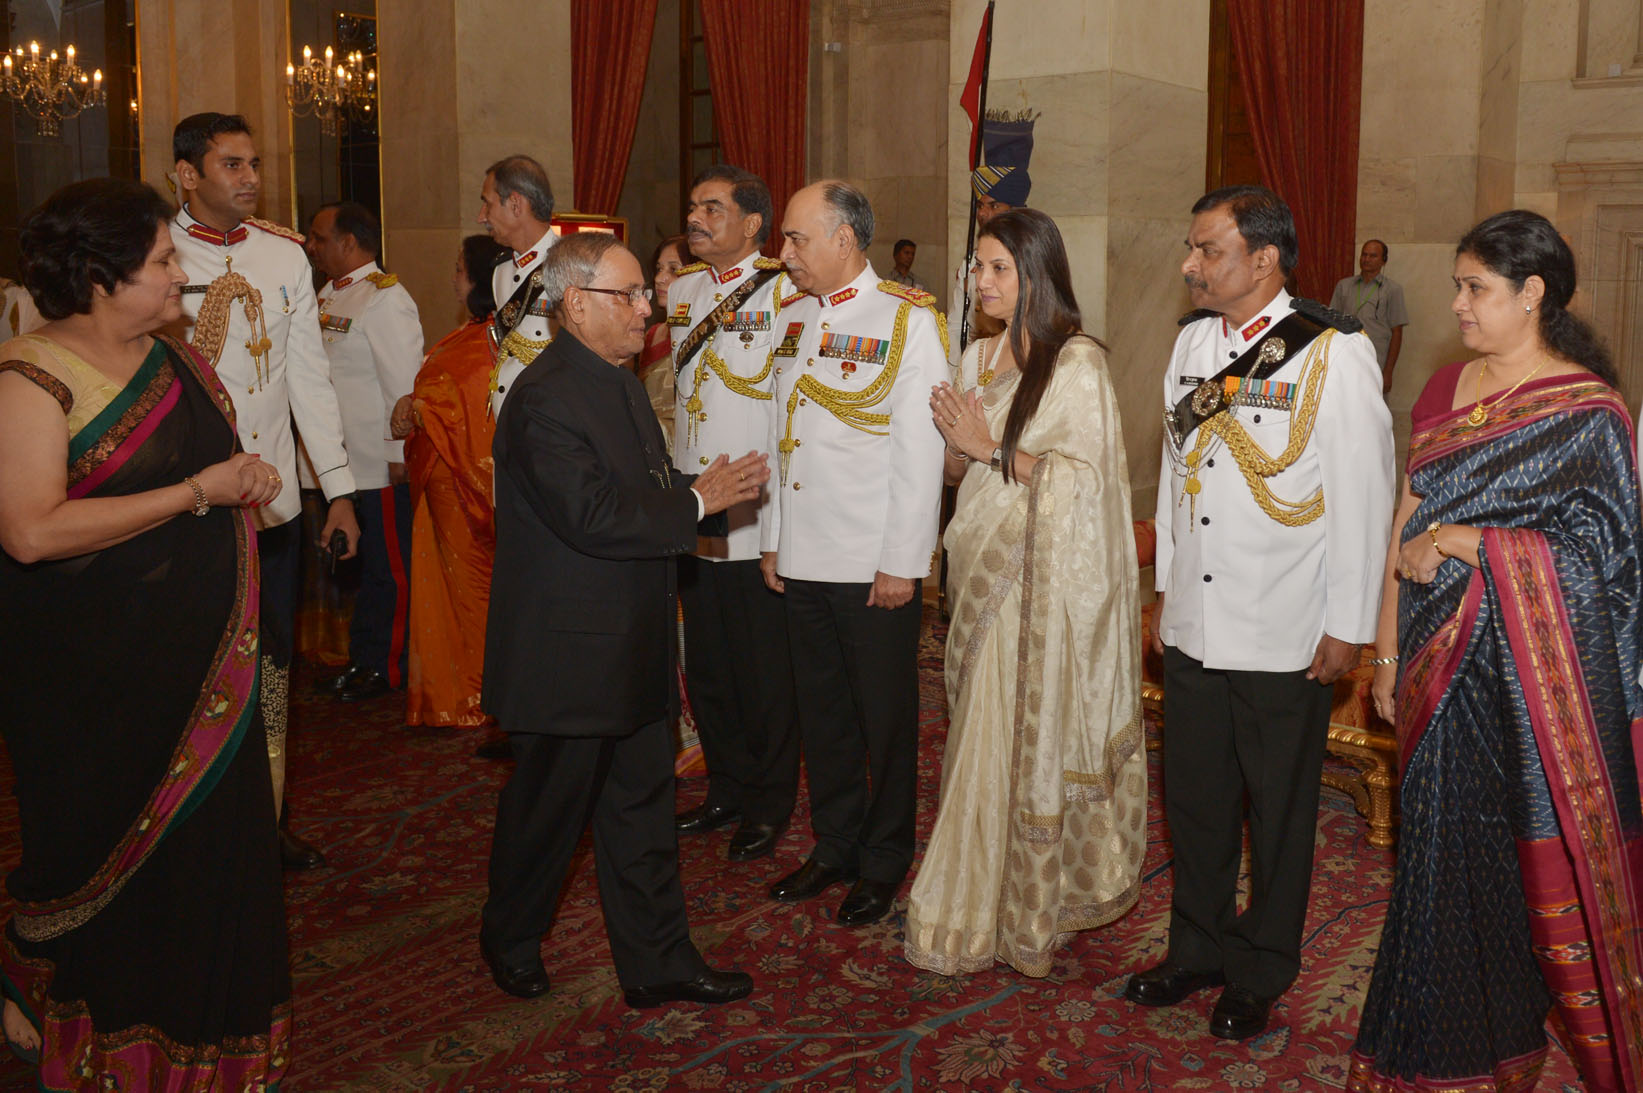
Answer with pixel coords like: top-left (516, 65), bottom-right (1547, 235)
top-left (1467, 354), bottom-right (1551, 427)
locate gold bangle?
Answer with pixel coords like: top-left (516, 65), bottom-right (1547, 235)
top-left (184, 475), bottom-right (209, 517)
top-left (1368, 654), bottom-right (1398, 666)
top-left (1427, 520), bottom-right (1450, 559)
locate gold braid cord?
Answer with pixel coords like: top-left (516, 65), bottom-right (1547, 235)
top-left (192, 272), bottom-right (272, 387)
top-left (499, 329), bottom-right (549, 365)
top-left (1185, 329), bottom-right (1333, 527)
top-left (778, 298), bottom-right (911, 485)
top-left (681, 276), bottom-right (788, 448)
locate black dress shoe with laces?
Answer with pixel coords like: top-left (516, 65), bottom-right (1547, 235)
top-left (768, 857), bottom-right (857, 902)
top-left (624, 968), bottom-right (753, 1009)
top-left (675, 802), bottom-right (742, 833)
top-left (278, 828), bottom-right (326, 871)
top-left (480, 941), bottom-right (551, 999)
top-left (836, 878), bottom-right (898, 926)
top-left (1210, 983), bottom-right (1275, 1040)
top-left (727, 822), bottom-right (784, 861)
top-left (1123, 961), bottom-right (1226, 1007)
top-left (336, 668), bottom-right (389, 703)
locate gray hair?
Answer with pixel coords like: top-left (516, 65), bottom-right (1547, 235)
top-left (487, 154), bottom-right (555, 222)
top-left (540, 232), bottom-right (624, 310)
top-left (819, 180), bottom-right (874, 251)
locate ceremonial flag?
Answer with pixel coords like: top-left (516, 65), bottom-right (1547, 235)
top-left (959, 2), bottom-right (994, 169)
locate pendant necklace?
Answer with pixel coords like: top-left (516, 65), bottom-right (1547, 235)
top-left (1468, 354), bottom-right (1551, 427)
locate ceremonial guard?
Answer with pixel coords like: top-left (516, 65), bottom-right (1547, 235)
top-left (760, 181), bottom-right (947, 926)
top-left (953, 111), bottom-right (1034, 364)
top-left (169, 112), bottom-right (359, 871)
top-left (309, 201), bottom-right (424, 702)
top-left (1126, 186), bottom-right (1394, 1040)
top-left (478, 155), bottom-right (558, 418)
top-left (667, 166), bottom-right (799, 862)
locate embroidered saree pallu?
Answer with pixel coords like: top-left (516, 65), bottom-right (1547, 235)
top-left (0, 334), bottom-right (291, 1092)
top-left (1350, 375), bottom-right (1643, 1093)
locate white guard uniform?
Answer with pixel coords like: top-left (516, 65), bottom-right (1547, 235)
top-left (171, 204), bottom-right (355, 528)
top-left (488, 228), bottom-right (557, 417)
top-left (761, 264), bottom-right (949, 582)
top-left (1154, 289), bottom-right (1396, 672)
top-left (316, 262), bottom-right (424, 490)
top-left (0, 277), bottom-right (42, 340)
top-left (668, 254), bottom-right (788, 560)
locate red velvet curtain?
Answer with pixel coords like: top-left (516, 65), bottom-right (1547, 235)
top-left (571, 0), bottom-right (659, 215)
top-left (699, 0), bottom-right (809, 256)
top-left (1227, 0), bottom-right (1364, 302)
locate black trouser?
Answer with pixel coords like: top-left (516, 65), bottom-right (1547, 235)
top-left (678, 556), bottom-right (799, 825)
top-left (782, 577), bottom-right (922, 884)
top-left (257, 518), bottom-right (302, 813)
top-left (349, 482), bottom-right (412, 684)
top-left (1161, 645), bottom-right (1333, 998)
top-left (481, 721), bottom-right (707, 990)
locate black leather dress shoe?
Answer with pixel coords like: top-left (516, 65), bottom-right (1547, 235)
top-left (279, 828), bottom-right (327, 871)
top-left (1210, 983), bottom-right (1275, 1040)
top-left (1123, 961), bottom-right (1226, 1007)
top-left (336, 668), bottom-right (389, 703)
top-left (473, 734), bottom-right (512, 760)
top-left (481, 941), bottom-right (550, 1000)
top-left (623, 968), bottom-right (753, 1009)
top-left (322, 663), bottom-right (366, 695)
top-left (768, 857), bottom-right (857, 902)
top-left (836, 878), bottom-right (898, 926)
top-left (675, 802), bottom-right (742, 833)
top-left (727, 822), bottom-right (784, 861)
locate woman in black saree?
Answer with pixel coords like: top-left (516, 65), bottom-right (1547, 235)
top-left (0, 178), bottom-right (288, 1089)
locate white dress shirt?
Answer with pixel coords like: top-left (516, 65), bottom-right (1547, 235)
top-left (489, 228), bottom-right (557, 417)
top-left (761, 264), bottom-right (949, 583)
top-left (316, 261), bottom-right (424, 490)
top-left (1154, 289), bottom-right (1396, 672)
top-left (669, 253), bottom-right (789, 561)
top-left (170, 204), bottom-right (355, 529)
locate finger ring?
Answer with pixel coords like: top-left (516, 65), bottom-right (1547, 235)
top-left (948, 415), bottom-right (960, 426)
top-left (738, 472), bottom-right (745, 482)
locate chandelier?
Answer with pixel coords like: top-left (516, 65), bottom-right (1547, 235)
top-left (1, 41), bottom-right (104, 137)
top-left (285, 44), bottom-right (376, 136)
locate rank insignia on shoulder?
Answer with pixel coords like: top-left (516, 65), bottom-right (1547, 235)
top-left (365, 271), bottom-right (399, 289)
top-left (773, 321), bottom-right (804, 357)
top-left (1291, 296), bottom-right (1363, 334)
top-left (676, 261), bottom-right (710, 275)
top-left (666, 302), bottom-right (692, 327)
top-left (722, 311), bottom-right (771, 333)
top-left (245, 216), bottom-right (305, 244)
top-left (779, 290), bottom-right (807, 309)
top-left (878, 280), bottom-right (936, 306)
top-left (819, 331), bottom-right (888, 365)
top-left (1177, 307), bottom-right (1217, 327)
top-left (826, 287), bottom-right (857, 307)
top-left (319, 314), bottom-right (352, 333)
top-left (754, 256), bottom-right (785, 271)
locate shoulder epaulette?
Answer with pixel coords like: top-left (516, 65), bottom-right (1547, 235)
top-left (676, 261), bottom-right (710, 275)
top-left (753, 256), bottom-right (785, 271)
top-left (366, 271), bottom-right (399, 289)
top-left (779, 289), bottom-right (808, 309)
top-left (1291, 296), bottom-right (1363, 334)
top-left (878, 280), bottom-right (938, 307)
top-left (1177, 308), bottom-right (1217, 327)
top-left (244, 217), bottom-right (305, 244)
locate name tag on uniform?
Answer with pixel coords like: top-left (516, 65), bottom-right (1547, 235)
top-left (1179, 375), bottom-right (1205, 386)
top-left (818, 331), bottom-right (887, 364)
top-left (773, 321), bottom-right (804, 357)
top-left (319, 314), bottom-right (351, 333)
top-left (666, 302), bottom-right (692, 327)
top-left (526, 297), bottom-right (551, 317)
top-left (181, 284), bottom-right (211, 295)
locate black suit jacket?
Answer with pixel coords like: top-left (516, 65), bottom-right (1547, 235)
top-left (483, 331), bottom-right (719, 736)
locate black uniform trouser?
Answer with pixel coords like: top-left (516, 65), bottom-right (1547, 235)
top-left (480, 721), bottom-right (707, 990)
top-left (1161, 645), bottom-right (1333, 998)
top-left (349, 482), bottom-right (412, 685)
top-left (678, 556), bottom-right (800, 825)
top-left (783, 577), bottom-right (922, 884)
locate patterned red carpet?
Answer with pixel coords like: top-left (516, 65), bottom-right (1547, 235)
top-left (0, 609), bottom-right (1584, 1090)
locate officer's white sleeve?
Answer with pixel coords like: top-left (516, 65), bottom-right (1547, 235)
top-left (1318, 329), bottom-right (1396, 643)
top-left (760, 368), bottom-right (782, 554)
top-left (363, 288), bottom-right (424, 463)
top-left (285, 254), bottom-right (357, 499)
top-left (877, 307), bottom-right (946, 579)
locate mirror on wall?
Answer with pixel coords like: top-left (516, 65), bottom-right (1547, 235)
top-left (286, 1), bottom-right (379, 238)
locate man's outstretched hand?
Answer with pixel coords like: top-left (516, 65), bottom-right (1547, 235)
top-left (694, 451), bottom-right (770, 516)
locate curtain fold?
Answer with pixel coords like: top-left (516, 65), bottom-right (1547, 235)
top-left (1227, 0), bottom-right (1364, 303)
top-left (700, 0), bottom-right (809, 256)
top-left (571, 0), bottom-right (659, 215)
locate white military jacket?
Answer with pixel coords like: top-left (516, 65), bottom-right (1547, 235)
top-left (760, 263), bottom-right (949, 583)
top-left (171, 204), bottom-right (355, 529)
top-left (668, 252), bottom-right (789, 561)
top-left (1154, 289), bottom-right (1395, 672)
top-left (488, 228), bottom-right (557, 418)
top-left (316, 261), bottom-right (424, 490)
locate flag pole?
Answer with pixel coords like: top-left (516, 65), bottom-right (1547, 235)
top-left (959, 0), bottom-right (995, 355)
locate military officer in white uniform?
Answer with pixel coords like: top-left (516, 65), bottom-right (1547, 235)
top-left (759, 181), bottom-right (947, 927)
top-left (667, 165), bottom-right (799, 863)
top-left (478, 155), bottom-right (557, 417)
top-left (1125, 185), bottom-right (1394, 1042)
top-left (169, 111), bottom-right (359, 871)
top-left (309, 201), bottom-right (424, 702)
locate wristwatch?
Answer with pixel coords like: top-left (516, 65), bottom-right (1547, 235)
top-left (989, 446), bottom-right (1003, 470)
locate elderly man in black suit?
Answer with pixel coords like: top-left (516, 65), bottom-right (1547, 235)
top-left (479, 231), bottom-right (768, 1007)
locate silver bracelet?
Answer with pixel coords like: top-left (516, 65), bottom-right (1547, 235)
top-left (1368, 654), bottom-right (1398, 666)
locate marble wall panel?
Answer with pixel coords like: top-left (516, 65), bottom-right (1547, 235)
top-left (1108, 74), bottom-right (1205, 220)
top-left (393, 226), bottom-right (468, 339)
top-left (1520, 0), bottom-right (1580, 80)
top-left (1356, 156), bottom-right (1418, 243)
top-left (1378, 243), bottom-right (1470, 443)
top-left (854, 37), bottom-right (948, 182)
top-left (1415, 155), bottom-right (1484, 241)
top-left (949, 0), bottom-right (1110, 82)
top-left (1476, 154), bottom-right (1517, 215)
top-left (1360, 0), bottom-right (1484, 161)
top-left (1110, 0), bottom-right (1210, 89)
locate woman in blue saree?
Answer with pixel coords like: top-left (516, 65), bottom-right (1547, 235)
top-left (0, 179), bottom-right (288, 1089)
top-left (1353, 210), bottom-right (1643, 1091)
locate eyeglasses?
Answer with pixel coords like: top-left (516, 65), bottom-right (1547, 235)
top-left (578, 285), bottom-right (653, 307)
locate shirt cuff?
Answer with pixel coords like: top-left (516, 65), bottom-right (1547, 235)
top-left (316, 466), bottom-right (357, 501)
top-left (383, 439), bottom-right (404, 463)
top-left (690, 487), bottom-right (704, 521)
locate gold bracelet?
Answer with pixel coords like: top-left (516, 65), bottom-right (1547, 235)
top-left (184, 475), bottom-right (209, 517)
top-left (1368, 654), bottom-right (1398, 666)
top-left (1427, 520), bottom-right (1450, 559)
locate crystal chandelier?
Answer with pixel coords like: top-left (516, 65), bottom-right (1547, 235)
top-left (1, 41), bottom-right (105, 137)
top-left (285, 44), bottom-right (376, 136)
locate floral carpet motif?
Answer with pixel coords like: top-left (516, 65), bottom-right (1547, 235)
top-left (0, 609), bottom-right (1584, 1090)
